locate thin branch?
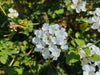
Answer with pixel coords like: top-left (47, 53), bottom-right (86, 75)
top-left (9, 58), bottom-right (15, 66)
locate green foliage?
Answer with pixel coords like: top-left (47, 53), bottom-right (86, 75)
top-left (71, 39), bottom-right (85, 48)
top-left (0, 39), bottom-right (17, 64)
top-left (0, 0), bottom-right (100, 75)
top-left (91, 54), bottom-right (100, 61)
top-left (83, 48), bottom-right (91, 56)
top-left (66, 50), bottom-right (80, 64)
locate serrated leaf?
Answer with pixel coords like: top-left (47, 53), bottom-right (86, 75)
top-left (66, 50), bottom-right (80, 64)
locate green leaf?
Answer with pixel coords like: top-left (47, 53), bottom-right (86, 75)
top-left (52, 13), bottom-right (56, 19)
top-left (13, 61), bottom-right (20, 66)
top-left (68, 28), bottom-right (72, 36)
top-left (91, 54), bottom-right (100, 61)
top-left (96, 0), bottom-right (100, 3)
top-left (75, 32), bottom-right (80, 38)
top-left (83, 48), bottom-right (91, 55)
top-left (38, 0), bottom-right (45, 4)
top-left (55, 9), bottom-right (64, 15)
top-left (15, 68), bottom-right (23, 74)
top-left (7, 50), bottom-right (17, 55)
top-left (0, 55), bottom-right (8, 64)
top-left (75, 39), bottom-right (85, 48)
top-left (64, 0), bottom-right (71, 5)
top-left (71, 40), bottom-right (76, 47)
top-left (66, 50), bottom-right (80, 64)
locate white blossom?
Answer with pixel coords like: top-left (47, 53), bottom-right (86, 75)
top-left (87, 8), bottom-right (100, 31)
top-left (8, 8), bottom-right (19, 18)
top-left (96, 70), bottom-right (100, 75)
top-left (32, 23), bottom-right (68, 60)
top-left (71, 0), bottom-right (87, 13)
top-left (80, 43), bottom-right (100, 75)
top-left (42, 48), bottom-right (50, 59)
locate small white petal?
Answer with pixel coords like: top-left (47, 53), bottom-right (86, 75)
top-left (61, 45), bottom-right (68, 50)
top-left (8, 14), bottom-right (11, 17)
top-left (71, 4), bottom-right (76, 9)
top-left (9, 8), bottom-right (14, 13)
top-left (76, 8), bottom-right (80, 13)
top-left (14, 13), bottom-right (19, 17)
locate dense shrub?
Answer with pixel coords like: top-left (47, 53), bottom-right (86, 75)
top-left (0, 0), bottom-right (100, 75)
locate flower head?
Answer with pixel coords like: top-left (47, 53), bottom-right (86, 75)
top-left (32, 23), bottom-right (68, 60)
top-left (8, 8), bottom-right (19, 18)
top-left (87, 8), bottom-right (100, 32)
top-left (71, 0), bottom-right (87, 13)
top-left (79, 43), bottom-right (100, 75)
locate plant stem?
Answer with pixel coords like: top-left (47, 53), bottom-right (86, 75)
top-left (86, 39), bottom-right (100, 48)
top-left (0, 5), bottom-right (7, 16)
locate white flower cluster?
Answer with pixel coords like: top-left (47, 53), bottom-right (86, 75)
top-left (87, 8), bottom-right (100, 32)
top-left (32, 23), bottom-right (68, 60)
top-left (8, 8), bottom-right (19, 18)
top-left (71, 0), bottom-right (87, 13)
top-left (79, 43), bottom-right (100, 75)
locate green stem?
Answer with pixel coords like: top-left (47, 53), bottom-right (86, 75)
top-left (80, 59), bottom-right (84, 67)
top-left (69, 35), bottom-right (74, 40)
top-left (32, 23), bottom-right (40, 25)
top-left (79, 51), bottom-right (89, 58)
top-left (0, 5), bottom-right (7, 16)
top-left (85, 39), bottom-right (100, 48)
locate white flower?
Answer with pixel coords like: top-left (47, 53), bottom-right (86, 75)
top-left (8, 8), bottom-right (19, 18)
top-left (32, 37), bottom-right (40, 44)
top-left (35, 30), bottom-right (43, 38)
top-left (87, 8), bottom-right (100, 31)
top-left (87, 43), bottom-right (100, 56)
top-left (32, 23), bottom-right (68, 60)
top-left (95, 61), bottom-right (100, 65)
top-left (34, 48), bottom-right (42, 52)
top-left (49, 24), bottom-right (59, 35)
top-left (71, 0), bottom-right (87, 13)
top-left (49, 45), bottom-right (57, 52)
top-left (36, 43), bottom-right (44, 49)
top-left (96, 70), bottom-right (100, 75)
top-left (89, 8), bottom-right (100, 16)
top-left (61, 45), bottom-right (68, 50)
top-left (83, 71), bottom-right (89, 75)
top-left (42, 23), bottom-right (49, 31)
top-left (50, 36), bottom-right (57, 44)
top-left (55, 28), bottom-right (68, 40)
top-left (51, 49), bottom-right (61, 60)
top-left (82, 64), bottom-right (95, 72)
top-left (9, 8), bottom-right (14, 13)
top-left (80, 43), bottom-right (100, 75)
top-left (79, 43), bottom-right (100, 58)
top-left (82, 64), bottom-right (96, 75)
top-left (42, 48), bottom-right (50, 59)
